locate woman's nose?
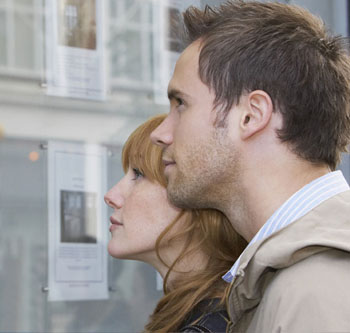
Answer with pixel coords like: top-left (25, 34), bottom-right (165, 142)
top-left (104, 184), bottom-right (124, 209)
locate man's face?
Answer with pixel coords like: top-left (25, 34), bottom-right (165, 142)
top-left (151, 41), bottom-right (242, 210)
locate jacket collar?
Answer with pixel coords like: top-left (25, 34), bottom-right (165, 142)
top-left (227, 190), bottom-right (350, 324)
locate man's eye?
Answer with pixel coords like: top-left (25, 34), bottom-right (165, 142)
top-left (132, 168), bottom-right (143, 180)
top-left (176, 97), bottom-right (184, 106)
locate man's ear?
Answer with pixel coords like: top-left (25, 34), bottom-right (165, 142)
top-left (239, 90), bottom-right (273, 140)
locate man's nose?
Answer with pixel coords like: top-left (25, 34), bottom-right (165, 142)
top-left (150, 116), bottom-right (173, 148)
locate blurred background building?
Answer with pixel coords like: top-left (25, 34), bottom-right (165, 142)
top-left (0, 0), bottom-right (349, 332)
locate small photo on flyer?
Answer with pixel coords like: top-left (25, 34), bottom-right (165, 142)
top-left (60, 190), bottom-right (97, 244)
top-left (57, 0), bottom-right (97, 50)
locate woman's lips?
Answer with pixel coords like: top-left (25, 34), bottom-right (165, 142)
top-left (109, 217), bottom-right (123, 232)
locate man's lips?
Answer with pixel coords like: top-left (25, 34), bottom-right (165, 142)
top-left (162, 159), bottom-right (176, 167)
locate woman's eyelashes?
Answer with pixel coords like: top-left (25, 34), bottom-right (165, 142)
top-left (132, 167), bottom-right (144, 180)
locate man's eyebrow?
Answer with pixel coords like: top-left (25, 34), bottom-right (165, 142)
top-left (167, 89), bottom-right (190, 101)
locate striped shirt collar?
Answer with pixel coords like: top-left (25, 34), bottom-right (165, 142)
top-left (223, 170), bottom-right (350, 283)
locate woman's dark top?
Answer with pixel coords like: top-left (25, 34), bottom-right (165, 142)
top-left (179, 298), bottom-right (229, 333)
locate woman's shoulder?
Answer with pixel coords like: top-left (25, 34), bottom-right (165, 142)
top-left (179, 310), bottom-right (229, 333)
top-left (179, 299), bottom-right (229, 333)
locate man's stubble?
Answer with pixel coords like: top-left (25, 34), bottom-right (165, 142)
top-left (166, 128), bottom-right (243, 215)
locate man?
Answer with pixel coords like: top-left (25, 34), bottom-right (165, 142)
top-left (151, 1), bottom-right (350, 332)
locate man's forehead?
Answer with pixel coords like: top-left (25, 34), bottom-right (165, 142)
top-left (167, 71), bottom-right (195, 101)
top-left (177, 41), bottom-right (201, 68)
top-left (168, 42), bottom-right (201, 93)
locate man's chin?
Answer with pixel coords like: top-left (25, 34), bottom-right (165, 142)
top-left (166, 183), bottom-right (202, 210)
top-left (167, 191), bottom-right (191, 209)
top-left (165, 180), bottom-right (183, 207)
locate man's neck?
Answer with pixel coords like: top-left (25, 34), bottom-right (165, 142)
top-left (223, 157), bottom-right (330, 242)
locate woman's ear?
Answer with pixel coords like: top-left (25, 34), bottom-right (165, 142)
top-left (239, 90), bottom-right (273, 140)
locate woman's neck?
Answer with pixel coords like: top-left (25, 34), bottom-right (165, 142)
top-left (152, 249), bottom-right (210, 290)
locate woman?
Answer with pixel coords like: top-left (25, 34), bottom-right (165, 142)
top-left (104, 114), bottom-right (247, 332)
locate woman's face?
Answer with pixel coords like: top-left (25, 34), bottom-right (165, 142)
top-left (104, 167), bottom-right (182, 265)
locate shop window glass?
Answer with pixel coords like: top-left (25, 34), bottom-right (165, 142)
top-left (15, 0), bottom-right (34, 8)
top-left (0, 12), bottom-right (6, 66)
top-left (110, 30), bottom-right (142, 80)
top-left (14, 12), bottom-right (35, 69)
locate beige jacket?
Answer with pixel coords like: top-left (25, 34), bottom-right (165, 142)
top-left (227, 190), bottom-right (350, 333)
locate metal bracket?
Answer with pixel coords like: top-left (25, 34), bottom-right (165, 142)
top-left (39, 143), bottom-right (48, 150)
top-left (41, 286), bottom-right (49, 293)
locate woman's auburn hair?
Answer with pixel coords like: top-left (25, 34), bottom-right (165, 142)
top-left (122, 114), bottom-right (247, 332)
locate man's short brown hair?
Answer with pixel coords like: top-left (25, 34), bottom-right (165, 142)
top-left (183, 0), bottom-right (350, 170)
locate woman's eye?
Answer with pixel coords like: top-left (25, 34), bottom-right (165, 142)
top-left (132, 168), bottom-right (143, 180)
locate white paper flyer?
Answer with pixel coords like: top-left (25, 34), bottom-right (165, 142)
top-left (47, 140), bottom-right (108, 301)
top-left (45, 0), bottom-right (106, 100)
